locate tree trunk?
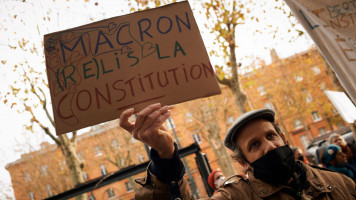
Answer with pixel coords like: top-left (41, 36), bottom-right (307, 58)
top-left (207, 139), bottom-right (236, 177)
top-left (230, 85), bottom-right (248, 114)
top-left (229, 34), bottom-right (248, 114)
top-left (217, 24), bottom-right (250, 114)
top-left (216, 139), bottom-right (237, 176)
top-left (58, 134), bottom-right (86, 200)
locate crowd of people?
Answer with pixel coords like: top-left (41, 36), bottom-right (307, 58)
top-left (322, 133), bottom-right (356, 180)
top-left (119, 103), bottom-right (356, 199)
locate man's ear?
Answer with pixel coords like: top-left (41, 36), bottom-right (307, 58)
top-left (237, 157), bottom-right (249, 168)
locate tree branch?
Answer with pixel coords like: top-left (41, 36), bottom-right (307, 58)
top-left (70, 131), bottom-right (77, 143)
top-left (40, 123), bottom-right (60, 146)
top-left (37, 86), bottom-right (55, 127)
top-left (216, 73), bottom-right (233, 87)
top-left (23, 101), bottom-right (60, 145)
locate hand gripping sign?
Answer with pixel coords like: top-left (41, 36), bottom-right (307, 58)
top-left (44, 1), bottom-right (221, 135)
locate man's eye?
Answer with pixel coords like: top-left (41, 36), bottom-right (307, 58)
top-left (267, 133), bottom-right (276, 139)
top-left (250, 142), bottom-right (258, 150)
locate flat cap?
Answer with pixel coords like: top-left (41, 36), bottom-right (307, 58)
top-left (224, 108), bottom-right (275, 151)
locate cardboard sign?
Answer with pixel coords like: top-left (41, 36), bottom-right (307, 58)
top-left (44, 1), bottom-right (221, 135)
top-left (285, 0), bottom-right (356, 105)
top-left (325, 90), bottom-right (356, 123)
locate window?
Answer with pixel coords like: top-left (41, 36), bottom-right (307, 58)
top-left (59, 160), bottom-right (66, 170)
top-left (111, 140), bottom-right (121, 150)
top-left (185, 112), bottom-right (193, 122)
top-left (193, 133), bottom-right (202, 144)
top-left (294, 119), bottom-right (303, 129)
top-left (312, 66), bottom-right (321, 75)
top-left (83, 172), bottom-right (88, 180)
top-left (100, 164), bottom-right (107, 176)
top-left (228, 116), bottom-right (234, 124)
top-left (88, 194), bottom-right (96, 200)
top-left (23, 172), bottom-right (31, 181)
top-left (264, 102), bottom-right (274, 110)
top-left (294, 75), bottom-right (303, 82)
top-left (46, 184), bottom-right (52, 197)
top-left (305, 93), bottom-right (313, 103)
top-left (107, 188), bottom-right (115, 198)
top-left (125, 182), bottom-right (133, 192)
top-left (120, 158), bottom-right (126, 166)
top-left (311, 111), bottom-right (322, 122)
top-left (111, 139), bottom-right (117, 147)
top-left (283, 95), bottom-right (293, 106)
top-left (257, 86), bottom-right (266, 96)
top-left (29, 192), bottom-right (35, 200)
top-left (166, 117), bottom-right (176, 130)
top-left (95, 146), bottom-right (102, 156)
top-left (300, 135), bottom-right (310, 149)
top-left (41, 165), bottom-right (47, 176)
top-left (318, 127), bottom-right (327, 135)
top-left (137, 154), bottom-right (145, 163)
top-left (337, 122), bottom-right (345, 128)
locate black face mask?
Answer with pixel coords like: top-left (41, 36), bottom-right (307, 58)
top-left (250, 145), bottom-right (296, 185)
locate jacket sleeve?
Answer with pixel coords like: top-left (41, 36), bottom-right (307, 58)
top-left (134, 169), bottom-right (235, 200)
top-left (135, 168), bottom-right (192, 200)
top-left (133, 143), bottom-right (237, 200)
top-left (134, 143), bottom-right (192, 200)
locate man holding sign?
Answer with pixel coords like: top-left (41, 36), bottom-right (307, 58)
top-left (119, 104), bottom-right (356, 200)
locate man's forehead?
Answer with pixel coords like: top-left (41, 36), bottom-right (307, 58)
top-left (240, 118), bottom-right (274, 132)
top-left (236, 119), bottom-right (275, 141)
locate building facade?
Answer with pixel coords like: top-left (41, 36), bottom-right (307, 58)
top-left (239, 47), bottom-right (346, 149)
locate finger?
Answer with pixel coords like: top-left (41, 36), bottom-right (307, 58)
top-left (119, 108), bottom-right (135, 133)
top-left (148, 109), bottom-right (171, 132)
top-left (138, 109), bottom-right (171, 144)
top-left (135, 106), bottom-right (170, 134)
top-left (133, 103), bottom-right (162, 134)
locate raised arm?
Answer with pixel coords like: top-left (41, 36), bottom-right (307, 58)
top-left (119, 103), bottom-right (194, 200)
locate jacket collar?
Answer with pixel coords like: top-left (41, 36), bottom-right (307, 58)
top-left (247, 161), bottom-right (334, 198)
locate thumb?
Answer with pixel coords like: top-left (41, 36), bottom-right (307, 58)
top-left (119, 108), bottom-right (135, 133)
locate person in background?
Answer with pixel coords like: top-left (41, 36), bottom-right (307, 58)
top-left (323, 144), bottom-right (356, 181)
top-left (208, 169), bottom-right (225, 193)
top-left (328, 133), bottom-right (356, 169)
top-left (292, 147), bottom-right (309, 165)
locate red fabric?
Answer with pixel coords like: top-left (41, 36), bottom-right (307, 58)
top-left (208, 169), bottom-right (220, 190)
top-left (303, 155), bottom-right (310, 165)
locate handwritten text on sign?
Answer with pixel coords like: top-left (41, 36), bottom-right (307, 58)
top-left (44, 1), bottom-right (221, 135)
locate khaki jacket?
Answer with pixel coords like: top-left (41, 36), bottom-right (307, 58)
top-left (135, 162), bottom-right (356, 200)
